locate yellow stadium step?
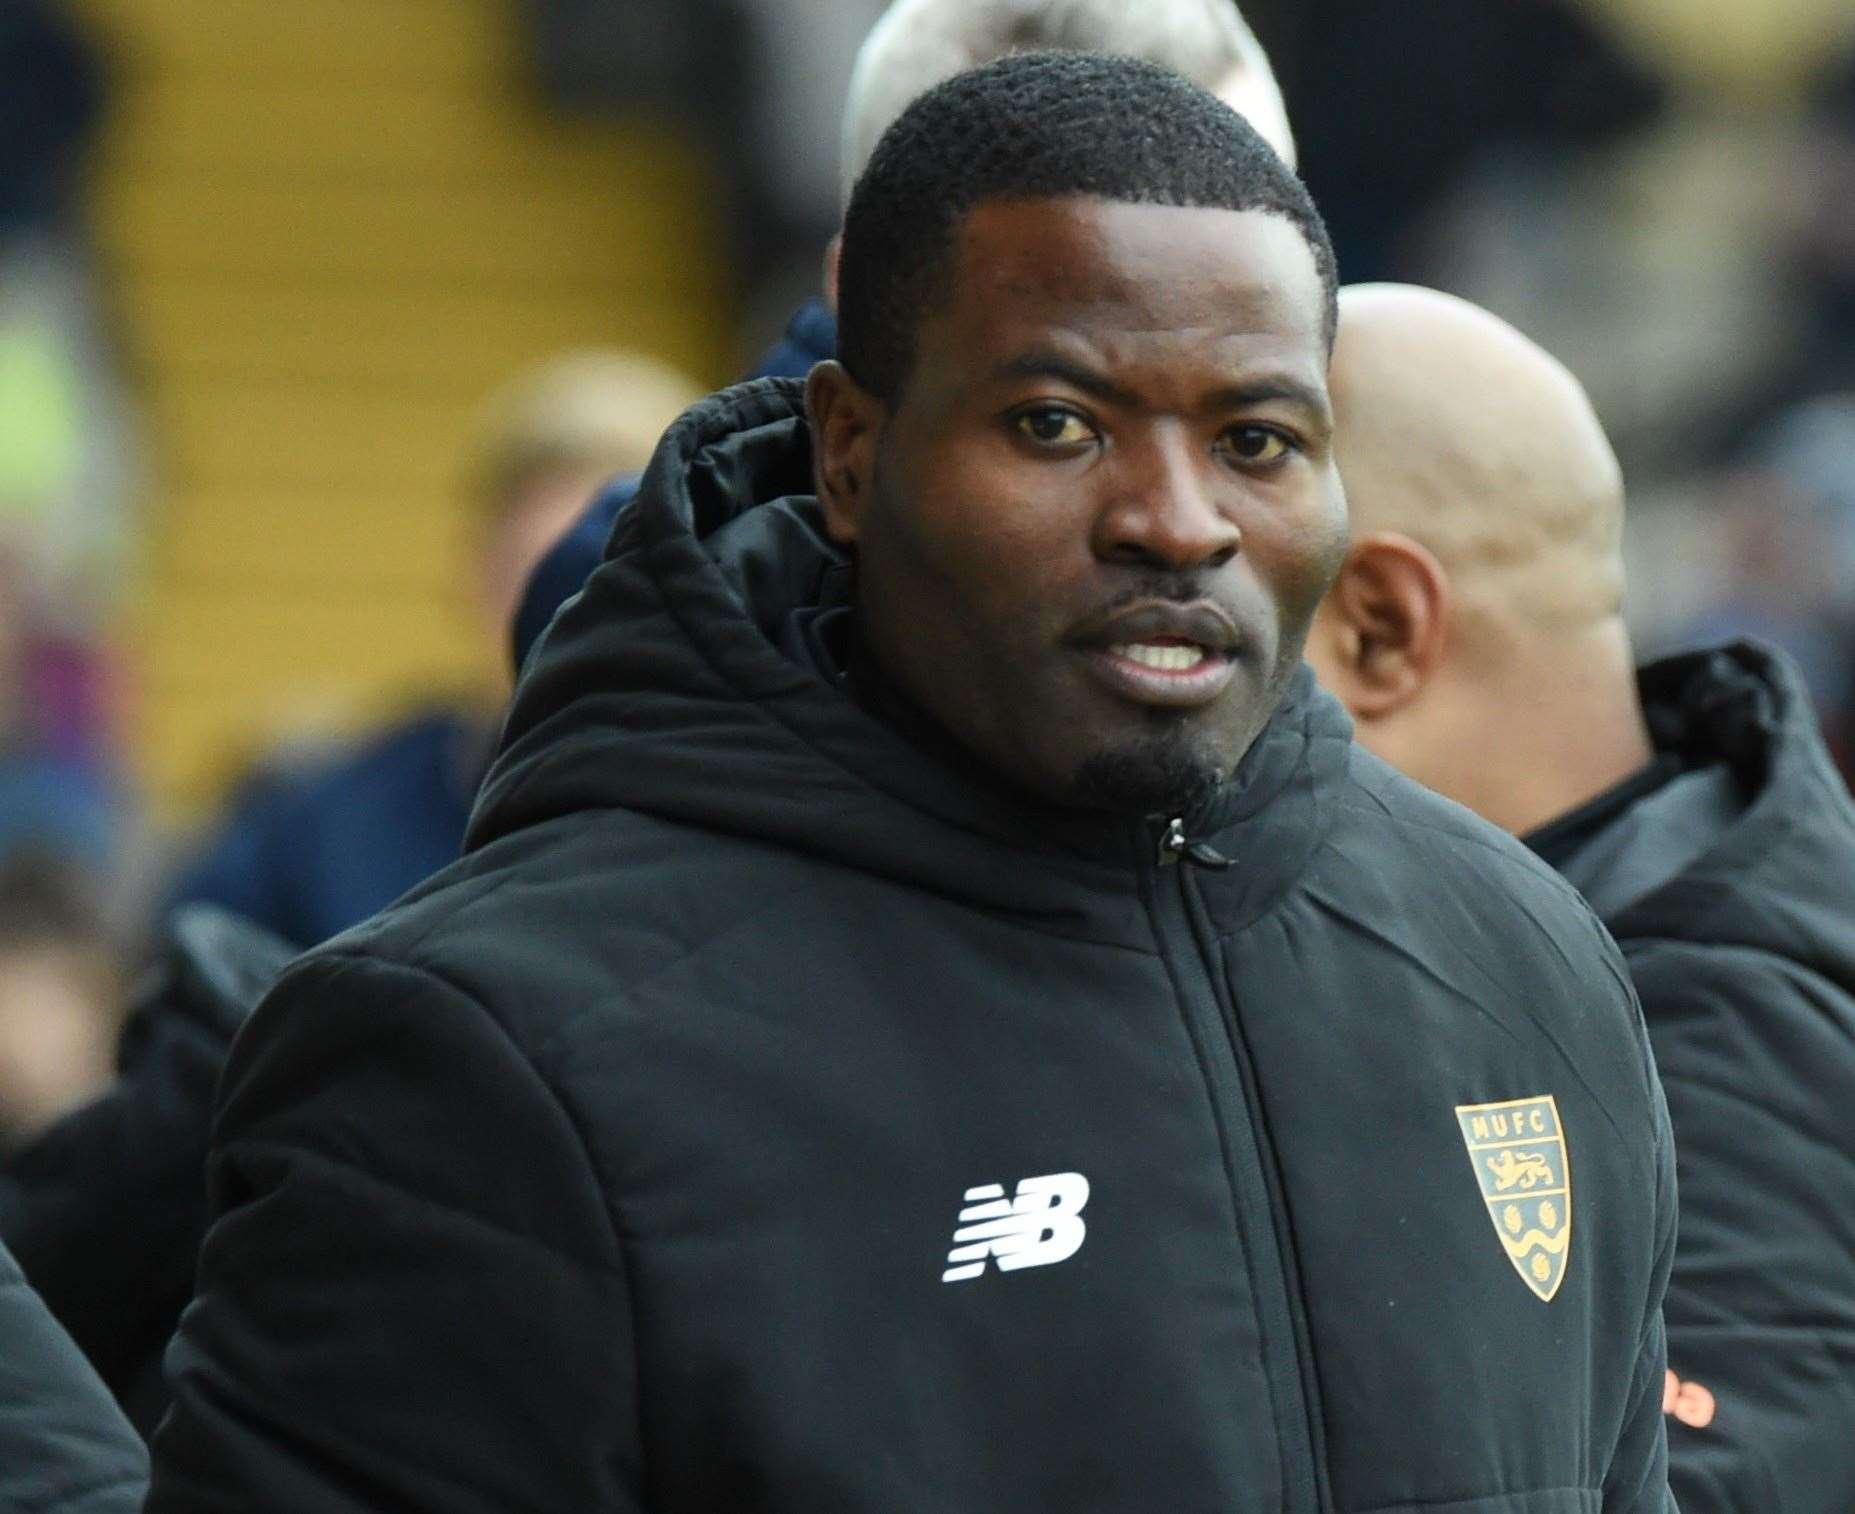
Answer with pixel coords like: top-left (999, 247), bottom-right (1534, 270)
top-left (76, 0), bottom-right (727, 819)
top-left (88, 0), bottom-right (508, 86)
top-left (120, 280), bottom-right (704, 390)
top-left (141, 381), bottom-right (484, 491)
top-left (154, 485), bottom-right (469, 591)
top-left (106, 79), bottom-right (689, 187)
top-left (141, 588), bottom-right (482, 693)
top-left (94, 176), bottom-right (710, 289)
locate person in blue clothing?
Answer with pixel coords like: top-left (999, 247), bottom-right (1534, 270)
top-left (513, 0), bottom-right (1296, 672)
top-left (169, 350), bottom-right (699, 949)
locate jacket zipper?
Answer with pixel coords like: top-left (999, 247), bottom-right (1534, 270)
top-left (1142, 816), bottom-right (1329, 1514)
top-left (1157, 815), bottom-right (1235, 870)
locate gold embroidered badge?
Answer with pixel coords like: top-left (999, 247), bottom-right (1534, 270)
top-left (1454, 1095), bottom-right (1571, 1302)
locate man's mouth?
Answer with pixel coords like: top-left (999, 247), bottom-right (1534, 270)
top-left (1108, 638), bottom-right (1218, 673)
top-left (1083, 636), bottom-right (1237, 707)
top-left (1070, 601), bottom-right (1245, 709)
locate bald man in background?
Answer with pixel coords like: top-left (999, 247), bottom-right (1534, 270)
top-left (1306, 283), bottom-right (1855, 1513)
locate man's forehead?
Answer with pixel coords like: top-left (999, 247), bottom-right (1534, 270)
top-left (944, 197), bottom-right (1323, 335)
top-left (926, 197), bottom-right (1328, 383)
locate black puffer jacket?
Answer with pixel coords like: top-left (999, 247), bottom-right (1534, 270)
top-left (1531, 643), bottom-right (1855, 1512)
top-left (0, 1239), bottom-right (144, 1514)
top-left (148, 380), bottom-right (1676, 1513)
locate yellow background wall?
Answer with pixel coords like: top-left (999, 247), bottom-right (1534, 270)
top-left (76, 0), bottom-right (728, 820)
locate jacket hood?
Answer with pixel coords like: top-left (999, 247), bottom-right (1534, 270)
top-left (471, 378), bottom-right (1352, 925)
top-left (1607, 641), bottom-right (1855, 973)
top-left (510, 302), bottom-right (842, 675)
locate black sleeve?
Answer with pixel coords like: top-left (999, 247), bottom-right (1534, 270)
top-left (0, 1239), bottom-right (146, 1514)
top-left (145, 950), bottom-right (648, 1513)
top-left (1630, 942), bottom-right (1855, 1512)
top-left (1603, 984), bottom-right (1679, 1514)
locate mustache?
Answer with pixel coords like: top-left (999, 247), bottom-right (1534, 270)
top-left (1094, 574), bottom-right (1228, 611)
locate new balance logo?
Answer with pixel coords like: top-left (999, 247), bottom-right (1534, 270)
top-left (940, 1172), bottom-right (1090, 1283)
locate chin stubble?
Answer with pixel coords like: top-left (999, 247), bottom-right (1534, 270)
top-left (1067, 724), bottom-right (1228, 817)
top-left (1065, 639), bottom-right (1306, 818)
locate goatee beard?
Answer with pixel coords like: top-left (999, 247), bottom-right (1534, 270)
top-left (1068, 736), bottom-right (1226, 818)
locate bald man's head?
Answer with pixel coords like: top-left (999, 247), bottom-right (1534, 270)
top-left (1331, 283), bottom-right (1625, 631)
top-left (1307, 284), bottom-right (1652, 838)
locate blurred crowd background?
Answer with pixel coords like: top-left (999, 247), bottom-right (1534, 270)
top-left (1, 0), bottom-right (1853, 1142)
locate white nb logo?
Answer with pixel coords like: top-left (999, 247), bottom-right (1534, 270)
top-left (940, 1172), bottom-right (1090, 1283)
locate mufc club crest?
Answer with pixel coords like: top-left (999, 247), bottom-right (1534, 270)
top-left (1454, 1095), bottom-right (1571, 1303)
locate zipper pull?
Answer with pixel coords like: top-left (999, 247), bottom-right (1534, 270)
top-left (1158, 817), bottom-right (1188, 866)
top-left (1157, 817), bottom-right (1234, 870)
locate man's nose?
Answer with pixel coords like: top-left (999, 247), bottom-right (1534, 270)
top-left (1092, 433), bottom-right (1241, 572)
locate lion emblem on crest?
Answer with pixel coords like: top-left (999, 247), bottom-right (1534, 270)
top-left (1484, 1149), bottom-right (1553, 1191)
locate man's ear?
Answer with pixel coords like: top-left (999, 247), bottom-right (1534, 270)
top-left (1314, 531), bottom-right (1450, 720)
top-left (806, 359), bottom-right (882, 546)
top-left (822, 234), bottom-right (842, 311)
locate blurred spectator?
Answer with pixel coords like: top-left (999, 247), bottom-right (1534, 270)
top-left (0, 0), bottom-right (102, 236)
top-left (1801, 47), bottom-right (1855, 385)
top-left (1718, 42), bottom-right (1855, 447)
top-left (1, 905), bottom-right (294, 1436)
top-left (0, 524), bottom-right (122, 1126)
top-left (0, 851), bottom-right (121, 1152)
top-left (0, 44), bottom-right (126, 1120)
top-left (0, 545), bottom-right (116, 874)
top-left (0, 0), bottom-right (136, 773)
top-left (469, 353), bottom-right (700, 639)
top-left (1664, 393), bottom-right (1855, 774)
top-left (166, 351), bottom-right (701, 950)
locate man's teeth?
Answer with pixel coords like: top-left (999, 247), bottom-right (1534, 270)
top-left (1110, 642), bottom-right (1209, 671)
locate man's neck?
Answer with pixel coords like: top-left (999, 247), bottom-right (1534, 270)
top-left (841, 617), bottom-right (1031, 804)
top-left (1447, 618), bottom-right (1654, 838)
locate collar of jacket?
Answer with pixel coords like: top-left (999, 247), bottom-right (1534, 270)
top-left (1604, 638), bottom-right (1855, 967)
top-left (471, 378), bottom-right (1353, 940)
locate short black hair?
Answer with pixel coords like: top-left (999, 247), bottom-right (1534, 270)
top-left (837, 49), bottom-right (1338, 402)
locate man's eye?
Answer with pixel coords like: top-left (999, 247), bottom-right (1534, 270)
top-left (1015, 408), bottom-right (1095, 446)
top-left (1221, 426), bottom-right (1292, 465)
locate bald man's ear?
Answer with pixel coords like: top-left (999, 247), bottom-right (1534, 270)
top-left (807, 359), bottom-right (882, 547)
top-left (1311, 532), bottom-right (1450, 720)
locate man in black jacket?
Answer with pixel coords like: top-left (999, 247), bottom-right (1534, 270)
top-left (148, 56), bottom-right (1676, 1512)
top-left (1306, 282), bottom-right (1855, 1511)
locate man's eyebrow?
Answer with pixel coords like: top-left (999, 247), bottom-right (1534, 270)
top-left (990, 351), bottom-right (1142, 408)
top-left (1205, 376), bottom-right (1331, 418)
top-left (991, 352), bottom-right (1330, 421)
